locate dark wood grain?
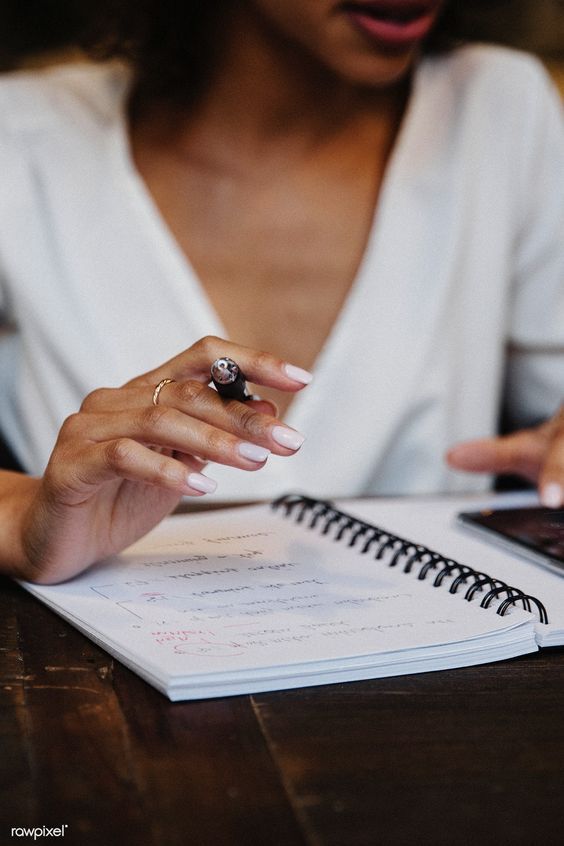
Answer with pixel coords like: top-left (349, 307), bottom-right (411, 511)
top-left (0, 578), bottom-right (305, 846)
top-left (252, 653), bottom-right (564, 846)
top-left (3, 573), bottom-right (564, 846)
top-left (110, 664), bottom-right (307, 846)
top-left (0, 578), bottom-right (151, 845)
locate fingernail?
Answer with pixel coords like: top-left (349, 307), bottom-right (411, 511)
top-left (272, 426), bottom-right (305, 450)
top-left (186, 472), bottom-right (217, 494)
top-left (541, 482), bottom-right (563, 509)
top-left (284, 364), bottom-right (313, 385)
top-left (238, 442), bottom-right (270, 463)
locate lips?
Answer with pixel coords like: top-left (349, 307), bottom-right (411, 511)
top-left (342, 0), bottom-right (441, 50)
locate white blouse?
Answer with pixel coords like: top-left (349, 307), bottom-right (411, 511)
top-left (0, 45), bottom-right (563, 501)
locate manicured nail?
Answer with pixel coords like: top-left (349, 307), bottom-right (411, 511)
top-left (272, 426), bottom-right (305, 450)
top-left (284, 364), bottom-right (313, 385)
top-left (238, 442), bottom-right (270, 463)
top-left (186, 472), bottom-right (217, 494)
top-left (541, 482), bottom-right (563, 509)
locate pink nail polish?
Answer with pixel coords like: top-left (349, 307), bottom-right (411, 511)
top-left (272, 426), bottom-right (305, 451)
top-left (238, 442), bottom-right (270, 463)
top-left (284, 364), bottom-right (313, 385)
top-left (187, 473), bottom-right (217, 494)
top-left (541, 482), bottom-right (563, 509)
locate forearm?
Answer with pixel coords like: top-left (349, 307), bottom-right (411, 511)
top-left (0, 471), bottom-right (41, 579)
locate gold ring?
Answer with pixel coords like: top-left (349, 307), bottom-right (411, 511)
top-left (152, 378), bottom-right (175, 406)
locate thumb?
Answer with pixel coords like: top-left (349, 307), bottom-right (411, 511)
top-left (446, 429), bottom-right (545, 481)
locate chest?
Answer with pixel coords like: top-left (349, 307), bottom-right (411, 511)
top-left (187, 177), bottom-right (377, 360)
top-left (131, 135), bottom-right (389, 411)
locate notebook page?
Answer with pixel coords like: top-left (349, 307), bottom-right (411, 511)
top-left (23, 504), bottom-right (535, 693)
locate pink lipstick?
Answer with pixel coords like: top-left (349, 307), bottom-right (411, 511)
top-left (342, 1), bottom-right (440, 50)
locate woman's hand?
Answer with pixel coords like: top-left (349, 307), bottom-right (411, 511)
top-left (11, 336), bottom-right (312, 585)
top-left (446, 407), bottom-right (564, 508)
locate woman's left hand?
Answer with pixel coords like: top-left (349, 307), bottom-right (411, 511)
top-left (446, 407), bottom-right (564, 509)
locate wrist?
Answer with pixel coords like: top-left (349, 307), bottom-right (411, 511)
top-left (0, 473), bottom-right (43, 579)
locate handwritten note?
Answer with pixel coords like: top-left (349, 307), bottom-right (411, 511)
top-left (23, 504), bottom-right (535, 699)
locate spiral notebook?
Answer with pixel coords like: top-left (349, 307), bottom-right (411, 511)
top-left (21, 493), bottom-right (564, 701)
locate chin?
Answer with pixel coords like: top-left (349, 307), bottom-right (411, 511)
top-left (326, 47), bottom-right (418, 88)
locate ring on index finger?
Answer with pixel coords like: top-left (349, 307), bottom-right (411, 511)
top-left (152, 378), bottom-right (176, 406)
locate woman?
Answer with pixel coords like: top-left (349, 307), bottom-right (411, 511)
top-left (0, 0), bottom-right (563, 583)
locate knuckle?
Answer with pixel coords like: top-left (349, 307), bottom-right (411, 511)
top-left (59, 412), bottom-right (84, 441)
top-left (203, 427), bottom-right (226, 456)
top-left (233, 404), bottom-right (265, 439)
top-left (154, 454), bottom-right (178, 485)
top-left (80, 387), bottom-right (112, 412)
top-left (251, 350), bottom-right (273, 373)
top-left (105, 438), bottom-right (135, 470)
top-left (139, 404), bottom-right (171, 433)
top-left (193, 335), bottom-right (221, 356)
top-left (178, 379), bottom-right (206, 405)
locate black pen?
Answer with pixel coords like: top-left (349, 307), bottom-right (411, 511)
top-left (210, 357), bottom-right (252, 402)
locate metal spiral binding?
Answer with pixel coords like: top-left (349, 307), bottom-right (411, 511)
top-left (271, 493), bottom-right (549, 624)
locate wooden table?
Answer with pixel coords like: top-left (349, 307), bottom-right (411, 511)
top-left (3, 567), bottom-right (564, 846)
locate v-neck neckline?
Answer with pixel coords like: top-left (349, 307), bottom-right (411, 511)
top-left (111, 58), bottom-right (428, 431)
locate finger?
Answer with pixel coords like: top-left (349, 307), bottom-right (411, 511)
top-left (80, 386), bottom-right (149, 413)
top-left (539, 437), bottom-right (564, 508)
top-left (446, 430), bottom-right (545, 481)
top-left (129, 335), bottom-right (313, 393)
top-left (162, 383), bottom-right (301, 453)
top-left (59, 406), bottom-right (302, 475)
top-left (81, 386), bottom-right (279, 417)
top-left (174, 453), bottom-right (208, 472)
top-left (79, 386), bottom-right (303, 456)
top-left (48, 438), bottom-right (218, 500)
top-left (247, 398), bottom-right (279, 418)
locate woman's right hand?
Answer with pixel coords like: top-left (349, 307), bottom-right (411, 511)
top-left (8, 336), bottom-right (311, 585)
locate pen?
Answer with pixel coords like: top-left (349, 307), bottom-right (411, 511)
top-left (210, 357), bottom-right (252, 402)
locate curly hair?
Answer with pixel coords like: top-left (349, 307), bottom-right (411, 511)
top-left (84, 1), bottom-right (230, 110)
top-left (74, 0), bottom-right (514, 109)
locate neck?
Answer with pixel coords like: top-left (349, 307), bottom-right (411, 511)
top-left (132, 3), bottom-right (410, 162)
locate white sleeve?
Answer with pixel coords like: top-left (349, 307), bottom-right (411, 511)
top-left (504, 61), bottom-right (564, 428)
top-left (0, 141), bottom-right (7, 323)
top-left (0, 117), bottom-right (15, 325)
top-left (0, 262), bottom-right (6, 323)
